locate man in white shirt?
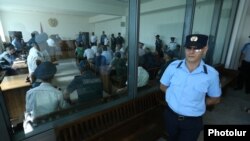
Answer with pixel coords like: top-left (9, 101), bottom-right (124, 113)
top-left (90, 32), bottom-right (97, 46)
top-left (167, 37), bottom-right (178, 51)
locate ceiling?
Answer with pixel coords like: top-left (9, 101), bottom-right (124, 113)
top-left (0, 0), bottom-right (131, 17)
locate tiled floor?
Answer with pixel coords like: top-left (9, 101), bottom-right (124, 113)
top-left (157, 87), bottom-right (250, 141)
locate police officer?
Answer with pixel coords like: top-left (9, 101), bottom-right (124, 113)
top-left (234, 36), bottom-right (250, 94)
top-left (160, 34), bottom-right (221, 141)
top-left (24, 62), bottom-right (67, 123)
top-left (155, 34), bottom-right (164, 58)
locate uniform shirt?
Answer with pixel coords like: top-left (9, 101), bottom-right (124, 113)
top-left (242, 43), bottom-right (250, 62)
top-left (160, 59), bottom-right (221, 117)
top-left (66, 71), bottom-right (103, 102)
top-left (27, 47), bottom-right (45, 74)
top-left (167, 42), bottom-right (178, 51)
top-left (25, 82), bottom-right (67, 119)
top-left (137, 66), bottom-right (149, 87)
top-left (90, 35), bottom-right (97, 44)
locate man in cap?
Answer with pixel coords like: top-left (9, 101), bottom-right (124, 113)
top-left (160, 34), bottom-right (221, 141)
top-left (63, 60), bottom-right (103, 104)
top-left (24, 62), bottom-right (67, 122)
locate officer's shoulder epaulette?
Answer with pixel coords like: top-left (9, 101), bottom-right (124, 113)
top-left (168, 60), bottom-right (182, 68)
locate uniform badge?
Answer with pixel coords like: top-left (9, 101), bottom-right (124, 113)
top-left (190, 36), bottom-right (198, 42)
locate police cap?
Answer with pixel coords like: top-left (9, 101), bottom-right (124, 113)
top-left (185, 34), bottom-right (208, 49)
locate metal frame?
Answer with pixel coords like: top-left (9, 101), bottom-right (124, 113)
top-left (128, 0), bottom-right (140, 98)
top-left (180, 0), bottom-right (196, 59)
top-left (206, 0), bottom-right (223, 65)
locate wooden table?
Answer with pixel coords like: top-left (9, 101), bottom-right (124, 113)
top-left (1, 74), bottom-right (31, 126)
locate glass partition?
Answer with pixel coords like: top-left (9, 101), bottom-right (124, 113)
top-left (213, 0), bottom-right (234, 65)
top-left (192, 0), bottom-right (215, 35)
top-left (138, 0), bottom-right (186, 95)
top-left (0, 0), bottom-right (130, 139)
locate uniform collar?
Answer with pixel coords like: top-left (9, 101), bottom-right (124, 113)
top-left (182, 59), bottom-right (206, 74)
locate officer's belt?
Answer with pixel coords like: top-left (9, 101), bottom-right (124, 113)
top-left (166, 104), bottom-right (202, 121)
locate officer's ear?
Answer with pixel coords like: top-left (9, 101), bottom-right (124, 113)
top-left (202, 46), bottom-right (208, 55)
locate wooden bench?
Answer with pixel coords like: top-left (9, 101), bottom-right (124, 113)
top-left (54, 91), bottom-right (166, 141)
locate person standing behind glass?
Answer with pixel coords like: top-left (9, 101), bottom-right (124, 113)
top-left (155, 34), bottom-right (164, 58)
top-left (110, 33), bottom-right (116, 52)
top-left (116, 32), bottom-right (124, 47)
top-left (100, 31), bottom-right (106, 46)
top-left (27, 31), bottom-right (39, 49)
top-left (167, 37), bottom-right (178, 51)
top-left (160, 34), bottom-right (221, 141)
top-left (167, 37), bottom-right (180, 58)
top-left (234, 36), bottom-right (250, 94)
top-left (90, 32), bottom-right (97, 46)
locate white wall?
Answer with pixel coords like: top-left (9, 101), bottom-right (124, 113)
top-left (94, 17), bottom-right (123, 43)
top-left (1, 11), bottom-right (93, 42)
top-left (140, 8), bottom-right (185, 51)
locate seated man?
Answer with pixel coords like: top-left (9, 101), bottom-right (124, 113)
top-left (0, 45), bottom-right (17, 75)
top-left (24, 62), bottom-right (68, 132)
top-left (94, 47), bottom-right (107, 74)
top-left (109, 52), bottom-right (127, 87)
top-left (157, 50), bottom-right (175, 79)
top-left (63, 60), bottom-right (103, 104)
top-left (116, 62), bottom-right (149, 94)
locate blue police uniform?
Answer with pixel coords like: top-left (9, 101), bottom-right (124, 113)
top-left (160, 34), bottom-right (221, 141)
top-left (160, 59), bottom-right (221, 116)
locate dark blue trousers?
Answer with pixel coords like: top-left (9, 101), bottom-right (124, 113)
top-left (164, 106), bottom-right (203, 141)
